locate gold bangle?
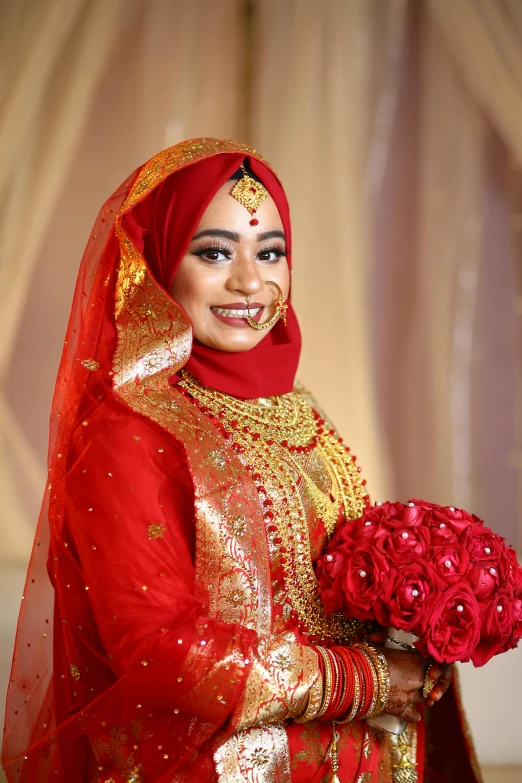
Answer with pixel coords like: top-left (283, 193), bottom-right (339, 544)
top-left (356, 642), bottom-right (390, 717)
top-left (316, 646), bottom-right (334, 719)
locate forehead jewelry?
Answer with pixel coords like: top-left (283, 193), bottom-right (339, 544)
top-left (230, 164), bottom-right (269, 226)
top-left (246, 280), bottom-right (288, 330)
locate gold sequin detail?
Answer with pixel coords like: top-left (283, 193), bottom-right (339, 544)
top-left (147, 523), bottom-right (165, 540)
top-left (81, 359), bottom-right (99, 371)
top-left (70, 664), bottom-right (80, 681)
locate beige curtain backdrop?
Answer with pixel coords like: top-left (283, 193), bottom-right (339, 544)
top-left (1, 0), bottom-right (522, 774)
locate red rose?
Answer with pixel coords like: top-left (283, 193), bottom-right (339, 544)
top-left (316, 548), bottom-right (352, 615)
top-left (342, 543), bottom-right (391, 622)
top-left (383, 562), bottom-right (442, 634)
top-left (376, 502), bottom-right (428, 532)
top-left (472, 590), bottom-right (514, 666)
top-left (464, 530), bottom-right (504, 564)
top-left (469, 562), bottom-right (501, 601)
top-left (417, 582), bottom-right (481, 664)
top-left (377, 525), bottom-right (431, 564)
top-left (431, 544), bottom-right (471, 586)
top-left (411, 500), bottom-right (475, 538)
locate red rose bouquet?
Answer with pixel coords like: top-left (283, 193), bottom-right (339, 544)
top-left (316, 500), bottom-right (522, 667)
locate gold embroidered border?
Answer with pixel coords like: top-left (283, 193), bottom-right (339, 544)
top-left (214, 723), bottom-right (291, 783)
top-left (112, 208), bottom-right (272, 638)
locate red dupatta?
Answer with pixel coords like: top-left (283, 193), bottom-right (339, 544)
top-left (1, 139), bottom-right (299, 783)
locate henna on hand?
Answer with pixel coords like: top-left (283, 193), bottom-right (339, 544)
top-left (379, 647), bottom-right (425, 722)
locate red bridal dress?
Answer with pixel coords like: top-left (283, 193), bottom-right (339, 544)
top-left (2, 140), bottom-right (483, 783)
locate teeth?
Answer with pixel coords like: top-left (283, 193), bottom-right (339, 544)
top-left (212, 307), bottom-right (261, 317)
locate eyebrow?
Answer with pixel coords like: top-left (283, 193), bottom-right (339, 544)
top-left (191, 228), bottom-right (287, 243)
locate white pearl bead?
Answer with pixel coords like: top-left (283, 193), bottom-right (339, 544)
top-left (497, 605), bottom-right (503, 612)
top-left (445, 560), bottom-right (452, 568)
top-left (411, 589), bottom-right (419, 597)
top-left (449, 506), bottom-right (455, 512)
top-left (456, 605), bottom-right (464, 612)
top-left (401, 532), bottom-right (409, 539)
top-left (408, 502), bottom-right (415, 507)
top-left (365, 521), bottom-right (372, 526)
top-left (326, 554), bottom-right (334, 562)
top-left (439, 523), bottom-right (446, 528)
top-left (359, 570), bottom-right (367, 578)
top-left (490, 567), bottom-right (496, 575)
top-left (200, 640), bottom-right (207, 646)
top-left (484, 547), bottom-right (491, 554)
top-left (376, 502), bottom-right (383, 506)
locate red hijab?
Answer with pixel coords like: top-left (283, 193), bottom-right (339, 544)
top-left (123, 153), bottom-right (301, 398)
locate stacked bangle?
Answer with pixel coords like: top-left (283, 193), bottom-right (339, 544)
top-left (295, 642), bottom-right (390, 725)
top-left (354, 642), bottom-right (390, 716)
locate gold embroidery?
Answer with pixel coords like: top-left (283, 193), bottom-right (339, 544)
top-left (120, 138), bottom-right (263, 214)
top-left (214, 723), bottom-right (291, 783)
top-left (357, 774), bottom-right (373, 783)
top-left (147, 523), bottom-right (165, 540)
top-left (389, 725), bottom-right (418, 783)
top-left (70, 664), bottom-right (80, 680)
top-left (179, 373), bottom-right (367, 643)
top-left (235, 633), bottom-right (319, 729)
top-left (113, 197), bottom-right (272, 639)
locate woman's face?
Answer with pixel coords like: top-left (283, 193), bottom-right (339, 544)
top-left (170, 180), bottom-right (290, 352)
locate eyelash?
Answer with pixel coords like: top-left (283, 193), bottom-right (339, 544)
top-left (193, 242), bottom-right (287, 264)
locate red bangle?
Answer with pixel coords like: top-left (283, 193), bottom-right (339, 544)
top-left (351, 647), bottom-right (374, 718)
top-left (332, 646), bottom-right (355, 718)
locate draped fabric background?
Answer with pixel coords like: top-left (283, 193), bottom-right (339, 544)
top-left (1, 0), bottom-right (521, 778)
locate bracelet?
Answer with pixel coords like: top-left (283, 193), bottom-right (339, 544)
top-left (387, 635), bottom-right (415, 651)
top-left (355, 642), bottom-right (390, 717)
top-left (322, 649), bottom-right (342, 720)
top-left (352, 644), bottom-right (379, 719)
top-left (336, 650), bottom-right (362, 724)
top-left (356, 647), bottom-right (379, 719)
top-left (316, 647), bottom-right (334, 719)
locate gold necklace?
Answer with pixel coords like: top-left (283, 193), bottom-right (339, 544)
top-left (177, 372), bottom-right (369, 643)
top-left (178, 371), bottom-right (318, 449)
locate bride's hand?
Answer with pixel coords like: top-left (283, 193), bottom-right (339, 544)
top-left (377, 647), bottom-right (453, 722)
top-left (379, 647), bottom-right (426, 722)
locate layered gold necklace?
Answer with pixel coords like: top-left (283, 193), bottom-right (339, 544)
top-left (178, 371), bottom-right (369, 643)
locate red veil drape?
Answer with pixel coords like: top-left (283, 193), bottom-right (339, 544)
top-left (2, 139), bottom-right (302, 783)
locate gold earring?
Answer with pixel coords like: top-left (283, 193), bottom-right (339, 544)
top-left (246, 281), bottom-right (288, 330)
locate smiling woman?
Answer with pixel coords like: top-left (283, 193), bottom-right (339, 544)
top-left (2, 139), bottom-right (478, 783)
top-left (171, 175), bottom-right (290, 352)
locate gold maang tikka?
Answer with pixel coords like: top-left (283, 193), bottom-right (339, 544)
top-left (230, 164), bottom-right (269, 226)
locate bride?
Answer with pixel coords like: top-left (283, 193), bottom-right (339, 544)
top-left (2, 139), bottom-right (478, 783)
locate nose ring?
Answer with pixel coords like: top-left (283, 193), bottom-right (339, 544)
top-left (246, 281), bottom-right (288, 330)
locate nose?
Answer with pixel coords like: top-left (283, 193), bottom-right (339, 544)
top-left (226, 256), bottom-right (264, 298)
